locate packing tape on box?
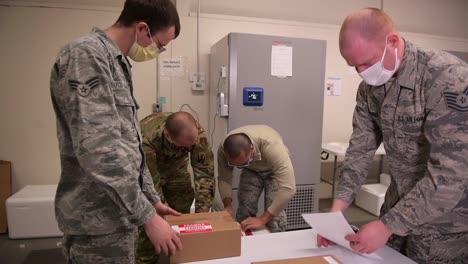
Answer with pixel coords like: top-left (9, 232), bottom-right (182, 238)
top-left (323, 256), bottom-right (340, 264)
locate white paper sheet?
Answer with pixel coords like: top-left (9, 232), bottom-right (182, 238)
top-left (159, 57), bottom-right (186, 77)
top-left (302, 212), bottom-right (382, 261)
top-left (271, 45), bottom-right (293, 77)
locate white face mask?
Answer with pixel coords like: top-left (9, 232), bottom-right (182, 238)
top-left (359, 38), bottom-right (400, 86)
top-left (128, 25), bottom-right (165, 62)
top-left (228, 145), bottom-right (254, 168)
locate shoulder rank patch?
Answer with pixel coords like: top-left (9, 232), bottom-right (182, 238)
top-left (443, 86), bottom-right (468, 112)
top-left (198, 125), bottom-right (205, 135)
top-left (69, 76), bottom-right (100, 97)
top-left (198, 153), bottom-right (206, 163)
top-left (199, 137), bottom-right (208, 148)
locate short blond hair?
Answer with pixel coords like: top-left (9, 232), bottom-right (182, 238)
top-left (339, 8), bottom-right (395, 49)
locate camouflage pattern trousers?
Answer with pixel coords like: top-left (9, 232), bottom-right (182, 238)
top-left (236, 168), bottom-right (287, 232)
top-left (387, 231), bottom-right (468, 264)
top-left (136, 183), bottom-right (194, 264)
top-left (135, 227), bottom-right (159, 264)
top-left (382, 186), bottom-right (468, 264)
top-left (62, 227), bottom-right (138, 264)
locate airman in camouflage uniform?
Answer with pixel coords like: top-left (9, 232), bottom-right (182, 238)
top-left (321, 8), bottom-right (468, 264)
top-left (50, 1), bottom-right (182, 263)
top-left (136, 111), bottom-right (215, 264)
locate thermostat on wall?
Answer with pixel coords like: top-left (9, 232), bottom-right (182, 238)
top-left (243, 87), bottom-right (264, 106)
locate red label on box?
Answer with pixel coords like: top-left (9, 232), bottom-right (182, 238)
top-left (172, 223), bottom-right (213, 234)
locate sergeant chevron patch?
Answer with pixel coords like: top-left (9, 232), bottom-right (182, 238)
top-left (69, 76), bottom-right (100, 97)
top-left (443, 86), bottom-right (468, 112)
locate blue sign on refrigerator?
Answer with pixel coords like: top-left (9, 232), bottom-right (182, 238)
top-left (243, 87), bottom-right (264, 106)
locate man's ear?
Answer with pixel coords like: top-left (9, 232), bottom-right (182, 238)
top-left (387, 33), bottom-right (399, 48)
top-left (163, 129), bottom-right (170, 139)
top-left (134, 21), bottom-right (150, 37)
top-left (133, 22), bottom-right (142, 31)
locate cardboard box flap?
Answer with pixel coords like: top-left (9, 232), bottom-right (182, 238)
top-left (166, 211), bottom-right (239, 233)
top-left (252, 255), bottom-right (342, 264)
top-left (165, 210), bottom-right (231, 222)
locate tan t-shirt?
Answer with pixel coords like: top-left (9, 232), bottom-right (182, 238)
top-left (217, 125), bottom-right (296, 216)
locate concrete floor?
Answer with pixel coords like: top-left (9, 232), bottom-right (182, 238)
top-left (318, 198), bottom-right (378, 228)
top-left (0, 233), bottom-right (177, 264)
top-left (318, 180), bottom-right (378, 228)
top-left (0, 234), bottom-right (64, 264)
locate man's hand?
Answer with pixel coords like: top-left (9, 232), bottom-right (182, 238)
top-left (317, 199), bottom-right (350, 247)
top-left (154, 201), bottom-right (181, 217)
top-left (317, 235), bottom-right (336, 247)
top-left (240, 210), bottom-right (273, 231)
top-left (223, 197), bottom-right (234, 215)
top-left (224, 205), bottom-right (233, 215)
top-left (345, 220), bottom-right (393, 254)
top-left (144, 213), bottom-right (183, 256)
top-left (240, 216), bottom-right (266, 231)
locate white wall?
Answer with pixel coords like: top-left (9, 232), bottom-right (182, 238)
top-left (0, 2), bottom-right (467, 192)
top-left (188, 0), bottom-right (468, 39)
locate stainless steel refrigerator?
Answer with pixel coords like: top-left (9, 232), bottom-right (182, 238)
top-left (209, 33), bottom-right (326, 230)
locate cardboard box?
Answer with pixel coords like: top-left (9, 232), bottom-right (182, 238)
top-left (252, 255), bottom-right (342, 264)
top-left (0, 160), bottom-right (12, 233)
top-left (165, 211), bottom-right (241, 263)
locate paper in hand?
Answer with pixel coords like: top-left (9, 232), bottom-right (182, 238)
top-left (302, 211), bottom-right (382, 260)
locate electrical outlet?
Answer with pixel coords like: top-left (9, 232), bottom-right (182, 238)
top-left (220, 104), bottom-right (229, 116)
top-left (191, 73), bottom-right (206, 91)
top-left (152, 103), bottom-right (161, 112)
top-left (220, 66), bottom-right (227, 78)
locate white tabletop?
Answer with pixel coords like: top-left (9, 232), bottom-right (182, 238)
top-left (322, 142), bottom-right (386, 156)
top-left (185, 229), bottom-right (415, 264)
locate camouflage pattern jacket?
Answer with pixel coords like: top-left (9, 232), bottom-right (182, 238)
top-left (140, 112), bottom-right (215, 212)
top-left (336, 41), bottom-right (468, 236)
top-left (50, 28), bottom-right (159, 235)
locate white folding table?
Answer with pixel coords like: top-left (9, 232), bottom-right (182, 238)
top-left (183, 229), bottom-right (416, 264)
top-left (321, 142), bottom-right (386, 197)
